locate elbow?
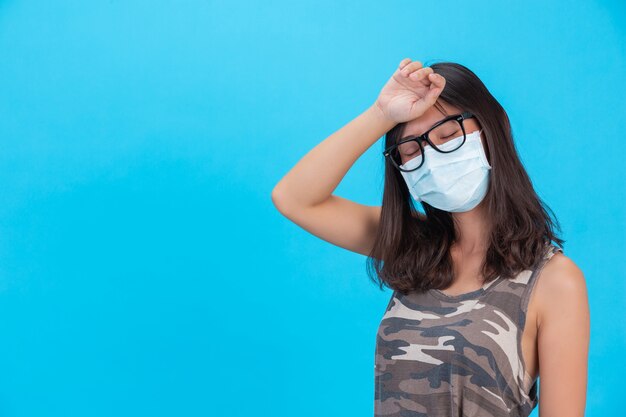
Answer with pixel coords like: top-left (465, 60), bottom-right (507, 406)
top-left (271, 184), bottom-right (291, 215)
top-left (272, 181), bottom-right (316, 217)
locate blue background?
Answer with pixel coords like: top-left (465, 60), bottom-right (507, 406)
top-left (1, 1), bottom-right (624, 416)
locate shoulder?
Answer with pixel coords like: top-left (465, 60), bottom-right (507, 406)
top-left (533, 251), bottom-right (590, 413)
top-left (534, 251), bottom-right (590, 329)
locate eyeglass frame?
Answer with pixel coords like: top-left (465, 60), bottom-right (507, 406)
top-left (382, 111), bottom-right (477, 172)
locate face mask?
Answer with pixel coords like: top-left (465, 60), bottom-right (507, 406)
top-left (399, 129), bottom-right (492, 213)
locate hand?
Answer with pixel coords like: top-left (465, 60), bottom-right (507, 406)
top-left (374, 58), bottom-right (446, 124)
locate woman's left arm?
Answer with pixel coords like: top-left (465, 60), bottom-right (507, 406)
top-left (536, 253), bottom-right (591, 417)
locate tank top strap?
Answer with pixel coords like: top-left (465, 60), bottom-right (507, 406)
top-left (520, 243), bottom-right (563, 315)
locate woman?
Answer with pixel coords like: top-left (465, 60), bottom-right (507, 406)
top-left (271, 58), bottom-right (590, 416)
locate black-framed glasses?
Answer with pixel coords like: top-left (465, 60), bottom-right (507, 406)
top-left (383, 111), bottom-right (476, 172)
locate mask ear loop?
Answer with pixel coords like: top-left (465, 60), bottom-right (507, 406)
top-left (477, 129), bottom-right (492, 168)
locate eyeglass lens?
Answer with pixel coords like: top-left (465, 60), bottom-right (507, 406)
top-left (393, 119), bottom-right (465, 169)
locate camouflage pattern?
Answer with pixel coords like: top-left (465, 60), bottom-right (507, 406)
top-left (374, 244), bottom-right (562, 416)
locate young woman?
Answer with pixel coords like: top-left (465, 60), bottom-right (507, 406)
top-left (271, 58), bottom-right (590, 417)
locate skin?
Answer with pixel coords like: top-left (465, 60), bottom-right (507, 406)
top-left (272, 58), bottom-right (590, 415)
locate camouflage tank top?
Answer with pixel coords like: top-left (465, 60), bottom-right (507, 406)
top-left (374, 243), bottom-right (562, 417)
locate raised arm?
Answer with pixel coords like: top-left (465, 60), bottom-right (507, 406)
top-left (271, 58), bottom-right (445, 256)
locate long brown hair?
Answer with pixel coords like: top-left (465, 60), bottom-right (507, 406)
top-left (366, 61), bottom-right (564, 295)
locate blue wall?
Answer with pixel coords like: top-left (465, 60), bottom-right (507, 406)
top-left (0, 1), bottom-right (623, 415)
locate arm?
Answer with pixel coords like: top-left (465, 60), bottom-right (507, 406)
top-left (271, 104), bottom-right (395, 256)
top-left (271, 58), bottom-right (445, 256)
top-left (536, 253), bottom-right (591, 417)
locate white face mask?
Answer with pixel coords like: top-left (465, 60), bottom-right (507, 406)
top-left (398, 129), bottom-right (492, 213)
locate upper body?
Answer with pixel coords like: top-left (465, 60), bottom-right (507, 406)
top-left (272, 57), bottom-right (590, 416)
top-left (374, 243), bottom-right (588, 416)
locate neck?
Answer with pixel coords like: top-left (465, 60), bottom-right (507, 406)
top-left (450, 199), bottom-right (490, 255)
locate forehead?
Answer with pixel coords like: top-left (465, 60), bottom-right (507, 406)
top-left (400, 101), bottom-right (462, 140)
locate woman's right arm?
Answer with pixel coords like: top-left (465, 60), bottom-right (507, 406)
top-left (271, 103), bottom-right (396, 257)
top-left (271, 58), bottom-right (445, 257)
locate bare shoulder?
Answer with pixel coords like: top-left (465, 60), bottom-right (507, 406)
top-left (534, 251), bottom-right (590, 415)
top-left (534, 251), bottom-right (590, 329)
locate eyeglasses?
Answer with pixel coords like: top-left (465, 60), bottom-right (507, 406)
top-left (383, 111), bottom-right (476, 172)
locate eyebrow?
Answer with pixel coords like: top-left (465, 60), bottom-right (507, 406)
top-left (399, 116), bottom-right (450, 141)
top-left (398, 107), bottom-right (451, 142)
